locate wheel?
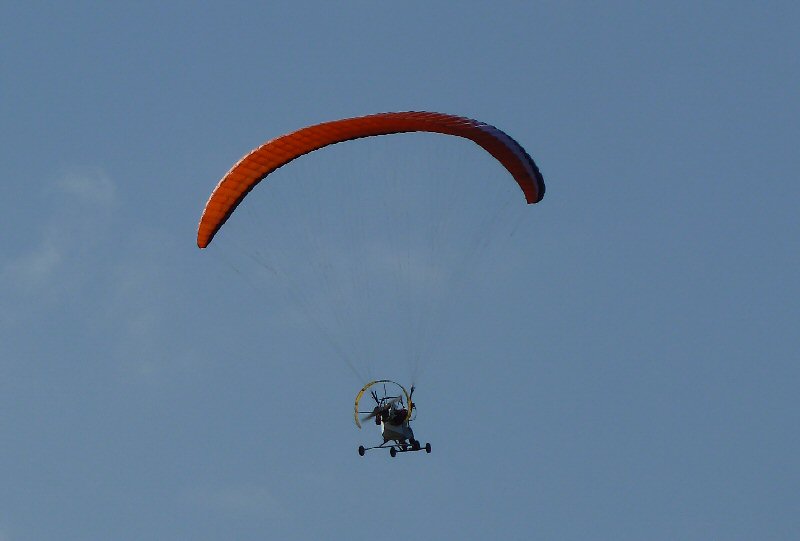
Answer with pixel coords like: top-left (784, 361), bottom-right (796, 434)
top-left (412, 439), bottom-right (420, 451)
top-left (425, 442), bottom-right (431, 453)
top-left (375, 414), bottom-right (381, 425)
top-left (358, 445), bottom-right (365, 456)
top-left (390, 447), bottom-right (397, 457)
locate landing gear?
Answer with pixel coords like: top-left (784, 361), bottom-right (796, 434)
top-left (357, 440), bottom-right (431, 457)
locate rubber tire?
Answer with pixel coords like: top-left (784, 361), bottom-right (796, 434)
top-left (390, 447), bottom-right (397, 457)
top-left (358, 445), bottom-right (365, 456)
top-left (425, 442), bottom-right (431, 453)
top-left (412, 439), bottom-right (420, 451)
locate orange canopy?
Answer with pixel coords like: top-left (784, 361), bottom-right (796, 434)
top-left (197, 111), bottom-right (545, 248)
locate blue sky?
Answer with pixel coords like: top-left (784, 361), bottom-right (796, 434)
top-left (2, 2), bottom-right (799, 540)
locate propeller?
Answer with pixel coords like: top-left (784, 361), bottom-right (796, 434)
top-left (360, 396), bottom-right (402, 423)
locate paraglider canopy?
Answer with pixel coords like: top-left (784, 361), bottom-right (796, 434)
top-left (197, 111), bottom-right (545, 249)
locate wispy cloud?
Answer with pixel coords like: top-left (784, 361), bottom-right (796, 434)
top-left (2, 239), bottom-right (61, 289)
top-left (53, 168), bottom-right (116, 207)
top-left (2, 168), bottom-right (117, 293)
top-left (1, 168), bottom-right (199, 379)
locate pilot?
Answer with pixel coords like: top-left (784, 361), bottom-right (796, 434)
top-left (389, 402), bottom-right (408, 425)
top-left (385, 402), bottom-right (399, 424)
